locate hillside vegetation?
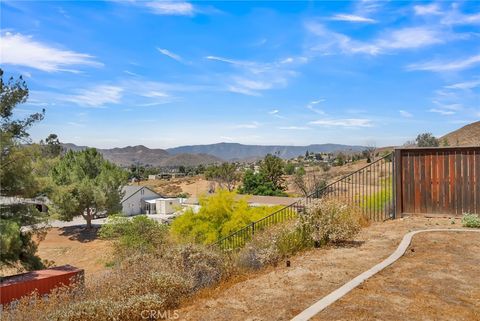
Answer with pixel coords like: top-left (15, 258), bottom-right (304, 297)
top-left (441, 121), bottom-right (480, 146)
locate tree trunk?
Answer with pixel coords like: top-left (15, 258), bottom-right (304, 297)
top-left (84, 208), bottom-right (93, 229)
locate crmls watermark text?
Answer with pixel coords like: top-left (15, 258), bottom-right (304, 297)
top-left (141, 309), bottom-right (179, 320)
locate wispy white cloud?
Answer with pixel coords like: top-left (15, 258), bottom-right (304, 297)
top-left (378, 27), bottom-right (445, 50)
top-left (306, 99), bottom-right (326, 115)
top-left (407, 54), bottom-right (480, 72)
top-left (309, 118), bottom-right (373, 127)
top-left (306, 22), bottom-right (448, 55)
top-left (206, 55), bottom-right (242, 65)
top-left (123, 70), bottom-right (140, 77)
top-left (441, 5), bottom-right (480, 25)
top-left (63, 85), bottom-right (123, 107)
top-left (414, 3), bottom-right (480, 25)
top-left (157, 48), bottom-right (183, 62)
top-left (0, 31), bottom-right (102, 72)
top-left (330, 14), bottom-right (376, 23)
top-left (144, 1), bottom-right (194, 16)
top-left (206, 55), bottom-right (299, 96)
top-left (432, 101), bottom-right (463, 111)
top-left (429, 108), bottom-right (455, 115)
top-left (399, 110), bottom-right (413, 118)
top-left (414, 4), bottom-right (442, 16)
top-left (445, 80), bottom-right (480, 90)
top-left (268, 109), bottom-right (286, 119)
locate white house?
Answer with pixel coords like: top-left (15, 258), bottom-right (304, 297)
top-left (144, 198), bottom-right (180, 215)
top-left (121, 186), bottom-right (161, 216)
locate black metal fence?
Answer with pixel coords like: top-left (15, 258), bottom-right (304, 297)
top-left (215, 154), bottom-right (395, 250)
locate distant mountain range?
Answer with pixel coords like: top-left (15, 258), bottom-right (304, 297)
top-left (62, 142), bottom-right (367, 167)
top-left (62, 144), bottom-right (222, 167)
top-left (167, 142), bottom-right (367, 161)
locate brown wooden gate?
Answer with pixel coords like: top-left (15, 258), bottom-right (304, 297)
top-left (394, 147), bottom-right (480, 217)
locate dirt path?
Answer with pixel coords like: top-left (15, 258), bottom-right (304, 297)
top-left (177, 217), bottom-right (465, 321)
top-left (313, 231), bottom-right (480, 321)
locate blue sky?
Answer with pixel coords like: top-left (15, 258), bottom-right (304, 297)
top-left (1, 1), bottom-right (479, 148)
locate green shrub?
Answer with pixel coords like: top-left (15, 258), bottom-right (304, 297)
top-left (170, 190), bottom-right (282, 244)
top-left (304, 198), bottom-right (364, 245)
top-left (461, 213), bottom-right (480, 228)
top-left (99, 215), bottom-right (169, 256)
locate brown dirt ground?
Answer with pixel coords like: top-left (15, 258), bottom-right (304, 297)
top-left (176, 217), bottom-right (477, 321)
top-left (36, 227), bottom-right (113, 283)
top-left (314, 231), bottom-right (480, 321)
top-left (139, 176), bottom-right (211, 198)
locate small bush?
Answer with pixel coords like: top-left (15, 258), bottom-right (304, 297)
top-left (461, 213), bottom-right (480, 228)
top-left (236, 221), bottom-right (313, 270)
top-left (304, 198), bottom-right (364, 245)
top-left (99, 215), bottom-right (169, 257)
top-left (166, 244), bottom-right (227, 291)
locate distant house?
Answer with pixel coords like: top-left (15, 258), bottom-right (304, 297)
top-left (144, 198), bottom-right (180, 215)
top-left (0, 196), bottom-right (50, 213)
top-left (121, 186), bottom-right (162, 216)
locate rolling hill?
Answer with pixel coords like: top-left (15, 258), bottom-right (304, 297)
top-left (166, 142), bottom-right (367, 160)
top-left (62, 144), bottom-right (222, 167)
top-left (441, 121), bottom-right (480, 146)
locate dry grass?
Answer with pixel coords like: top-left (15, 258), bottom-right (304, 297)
top-left (176, 217), bottom-right (469, 321)
top-left (314, 231), bottom-right (480, 321)
top-left (138, 176), bottom-right (211, 197)
top-left (0, 227), bottom-right (114, 281)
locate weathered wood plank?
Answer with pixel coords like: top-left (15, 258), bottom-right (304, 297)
top-left (425, 152), bottom-right (432, 213)
top-left (414, 153), bottom-right (421, 213)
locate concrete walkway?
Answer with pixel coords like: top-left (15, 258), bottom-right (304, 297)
top-left (291, 228), bottom-right (480, 321)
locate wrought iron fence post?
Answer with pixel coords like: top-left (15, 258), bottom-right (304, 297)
top-left (251, 222), bottom-right (255, 236)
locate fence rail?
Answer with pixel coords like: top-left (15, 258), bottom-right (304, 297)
top-left (215, 154), bottom-right (395, 250)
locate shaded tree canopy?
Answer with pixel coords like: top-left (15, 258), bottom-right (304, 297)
top-left (50, 148), bottom-right (128, 229)
top-left (0, 68), bottom-right (48, 270)
top-left (415, 133), bottom-right (439, 147)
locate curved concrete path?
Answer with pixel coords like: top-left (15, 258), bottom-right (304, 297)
top-left (291, 228), bottom-right (480, 321)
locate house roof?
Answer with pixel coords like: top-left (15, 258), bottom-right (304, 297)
top-left (121, 185), bottom-right (161, 203)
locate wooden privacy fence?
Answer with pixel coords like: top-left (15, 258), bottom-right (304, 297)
top-left (394, 147), bottom-right (480, 217)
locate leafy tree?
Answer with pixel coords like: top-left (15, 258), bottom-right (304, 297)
top-left (170, 190), bottom-right (282, 244)
top-left (238, 154), bottom-right (287, 196)
top-left (238, 169), bottom-right (286, 196)
top-left (415, 133), bottom-right (439, 147)
top-left (260, 154), bottom-right (285, 191)
top-left (0, 68), bottom-right (49, 270)
top-left (335, 152), bottom-right (346, 166)
top-left (40, 134), bottom-right (63, 158)
top-left (50, 148), bottom-right (128, 229)
top-left (204, 163), bottom-right (239, 191)
top-left (284, 162), bottom-right (295, 175)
